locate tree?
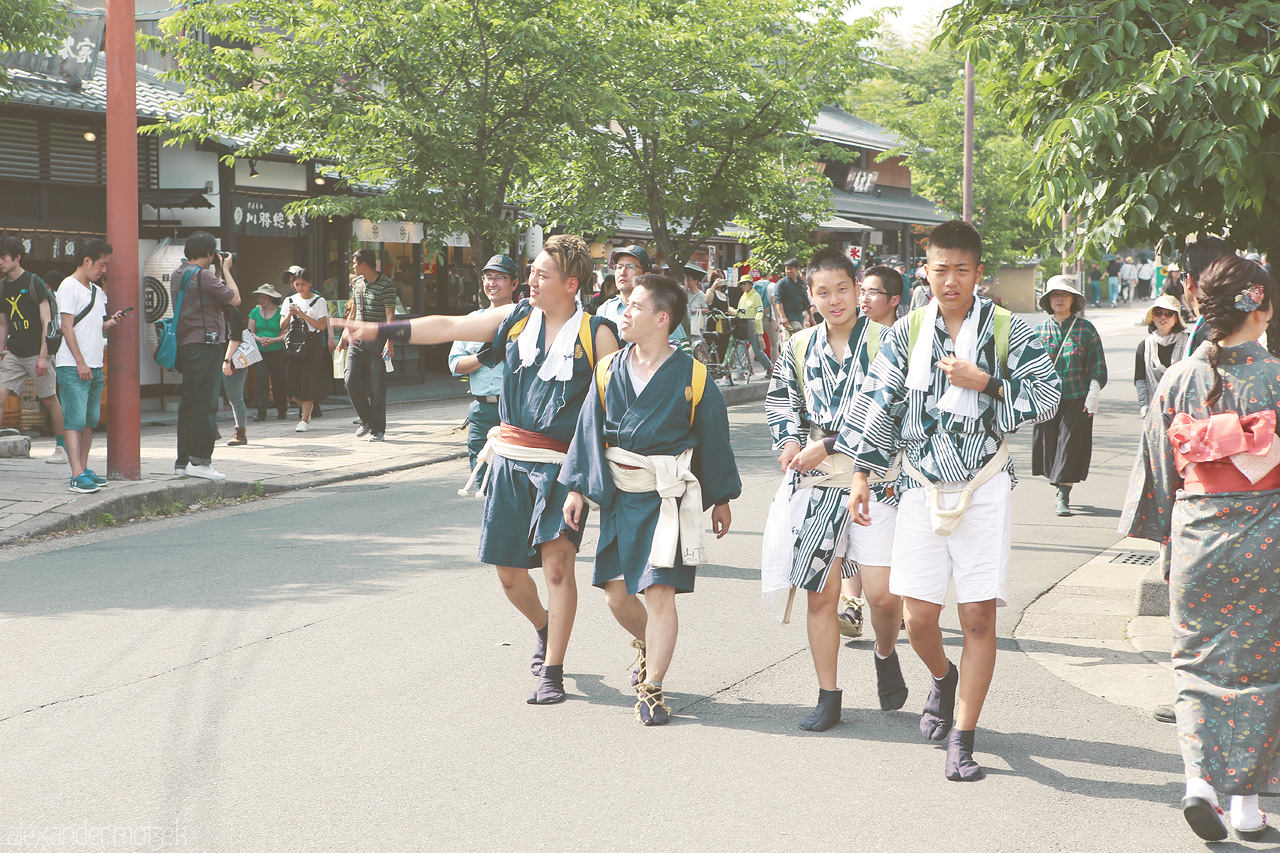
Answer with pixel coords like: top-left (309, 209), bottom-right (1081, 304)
top-left (941, 0), bottom-right (1280, 261)
top-left (527, 0), bottom-right (878, 270)
top-left (142, 0), bottom-right (611, 265)
top-left (846, 27), bottom-right (1049, 266)
top-left (0, 0), bottom-right (68, 92)
top-left (733, 157), bottom-right (835, 272)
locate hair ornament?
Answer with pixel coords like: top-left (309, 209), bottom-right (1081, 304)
top-left (1234, 282), bottom-right (1265, 313)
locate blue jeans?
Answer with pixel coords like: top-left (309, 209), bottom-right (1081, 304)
top-left (1107, 276), bottom-right (1120, 305)
top-left (56, 365), bottom-right (103, 432)
top-left (1087, 279), bottom-right (1101, 304)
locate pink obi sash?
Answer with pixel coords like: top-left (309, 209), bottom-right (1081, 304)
top-left (1167, 410), bottom-right (1280, 493)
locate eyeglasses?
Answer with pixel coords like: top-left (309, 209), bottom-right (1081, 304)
top-left (1151, 309), bottom-right (1178, 318)
top-left (613, 262), bottom-right (642, 273)
top-left (860, 289), bottom-right (888, 298)
top-left (482, 273), bottom-right (511, 283)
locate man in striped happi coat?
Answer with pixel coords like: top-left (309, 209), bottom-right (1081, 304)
top-left (765, 246), bottom-right (907, 733)
top-left (846, 220), bottom-right (1061, 781)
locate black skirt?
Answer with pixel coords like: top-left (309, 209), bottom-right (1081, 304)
top-left (285, 337), bottom-right (330, 403)
top-left (1031, 397), bottom-right (1093, 484)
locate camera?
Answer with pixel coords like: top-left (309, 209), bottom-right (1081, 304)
top-left (205, 331), bottom-right (221, 345)
top-left (215, 251), bottom-right (236, 265)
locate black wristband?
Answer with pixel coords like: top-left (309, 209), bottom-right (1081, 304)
top-left (983, 376), bottom-right (1003, 398)
top-left (822, 435), bottom-right (838, 455)
top-left (377, 320), bottom-right (412, 344)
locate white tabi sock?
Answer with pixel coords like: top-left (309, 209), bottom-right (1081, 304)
top-left (1230, 794), bottom-right (1262, 829)
top-left (1185, 776), bottom-right (1217, 803)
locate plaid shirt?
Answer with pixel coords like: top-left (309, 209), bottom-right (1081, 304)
top-left (1033, 315), bottom-right (1107, 401)
top-left (839, 297), bottom-right (1062, 488)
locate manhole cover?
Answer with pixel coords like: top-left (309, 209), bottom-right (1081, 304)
top-left (1110, 551), bottom-right (1157, 566)
top-left (278, 448), bottom-right (354, 458)
top-left (312, 484), bottom-right (389, 493)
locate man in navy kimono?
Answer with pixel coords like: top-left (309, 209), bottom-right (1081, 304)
top-left (338, 235), bottom-right (619, 706)
top-left (561, 274), bottom-right (741, 726)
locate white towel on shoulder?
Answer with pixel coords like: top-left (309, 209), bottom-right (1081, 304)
top-left (905, 299), bottom-right (982, 419)
top-left (517, 305), bottom-right (584, 383)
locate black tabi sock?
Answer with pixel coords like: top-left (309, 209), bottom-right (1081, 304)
top-left (530, 622), bottom-right (549, 676)
top-left (798, 688), bottom-right (842, 732)
top-left (874, 649), bottom-right (910, 711)
top-left (527, 664), bottom-right (566, 705)
top-left (920, 661), bottom-right (958, 742)
top-left (945, 728), bottom-right (985, 782)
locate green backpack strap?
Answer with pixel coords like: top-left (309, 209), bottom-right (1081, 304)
top-left (789, 326), bottom-right (819, 403)
top-left (864, 319), bottom-right (884, 367)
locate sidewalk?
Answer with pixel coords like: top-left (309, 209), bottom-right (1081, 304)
top-left (0, 371), bottom-right (770, 546)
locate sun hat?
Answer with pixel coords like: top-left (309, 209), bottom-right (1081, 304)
top-left (1144, 293), bottom-right (1184, 326)
top-left (254, 283), bottom-right (284, 300)
top-left (1039, 275), bottom-right (1085, 313)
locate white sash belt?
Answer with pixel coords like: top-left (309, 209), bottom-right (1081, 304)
top-left (458, 426), bottom-right (568, 498)
top-left (605, 446), bottom-right (704, 567)
top-left (900, 439), bottom-right (1009, 536)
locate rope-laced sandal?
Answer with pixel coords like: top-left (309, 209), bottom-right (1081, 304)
top-left (628, 639), bottom-right (647, 687)
top-left (634, 681), bottom-right (671, 726)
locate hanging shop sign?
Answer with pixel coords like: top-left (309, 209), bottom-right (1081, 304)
top-left (844, 168), bottom-right (880, 194)
top-left (0, 14), bottom-right (105, 83)
top-left (0, 230), bottom-right (105, 264)
top-left (354, 219), bottom-right (424, 244)
top-left (231, 194), bottom-right (310, 237)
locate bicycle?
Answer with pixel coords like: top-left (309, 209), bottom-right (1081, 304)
top-left (693, 309), bottom-right (754, 386)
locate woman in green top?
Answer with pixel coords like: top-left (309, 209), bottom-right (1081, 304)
top-left (248, 283), bottom-right (287, 421)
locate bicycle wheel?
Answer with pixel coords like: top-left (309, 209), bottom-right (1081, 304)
top-left (727, 340), bottom-right (751, 382)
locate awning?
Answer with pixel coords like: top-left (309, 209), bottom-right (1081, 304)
top-left (817, 215), bottom-right (872, 232)
top-left (140, 189), bottom-right (214, 209)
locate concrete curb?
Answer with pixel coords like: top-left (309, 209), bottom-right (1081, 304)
top-left (721, 381), bottom-right (769, 406)
top-left (1134, 562), bottom-right (1169, 617)
top-left (0, 434), bottom-right (32, 458)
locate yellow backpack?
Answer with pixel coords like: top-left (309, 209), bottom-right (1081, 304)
top-left (506, 311), bottom-right (595, 365)
top-left (594, 350), bottom-right (708, 427)
top-left (790, 320), bottom-right (884, 404)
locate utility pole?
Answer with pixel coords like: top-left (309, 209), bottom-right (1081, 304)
top-left (106, 0), bottom-right (140, 479)
top-left (962, 61), bottom-right (975, 223)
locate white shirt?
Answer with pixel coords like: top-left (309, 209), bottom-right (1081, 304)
top-left (1119, 262), bottom-right (1138, 281)
top-left (1137, 261), bottom-right (1155, 279)
top-left (596, 295), bottom-right (625, 325)
top-left (54, 277), bottom-right (108, 369)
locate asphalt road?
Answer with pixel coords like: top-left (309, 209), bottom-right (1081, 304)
top-left (0, 309), bottom-right (1257, 852)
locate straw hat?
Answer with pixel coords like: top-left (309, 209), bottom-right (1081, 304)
top-left (254, 283), bottom-right (284, 300)
top-left (1039, 275), bottom-right (1085, 313)
top-left (1144, 293), bottom-right (1184, 326)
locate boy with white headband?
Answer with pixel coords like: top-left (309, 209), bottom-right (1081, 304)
top-left (338, 235), bottom-right (619, 705)
top-left (846, 220), bottom-right (1061, 781)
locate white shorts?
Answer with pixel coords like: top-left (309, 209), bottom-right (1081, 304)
top-left (889, 471), bottom-right (1011, 607)
top-left (836, 499), bottom-right (897, 567)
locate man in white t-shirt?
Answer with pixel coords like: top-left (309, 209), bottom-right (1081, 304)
top-left (55, 239), bottom-right (129, 494)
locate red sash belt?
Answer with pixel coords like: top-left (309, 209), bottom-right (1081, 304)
top-left (497, 422), bottom-right (570, 454)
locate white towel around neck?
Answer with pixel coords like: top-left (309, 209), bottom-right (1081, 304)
top-left (517, 304), bottom-right (585, 383)
top-left (905, 298), bottom-right (983, 419)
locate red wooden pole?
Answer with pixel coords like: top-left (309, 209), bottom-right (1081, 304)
top-left (105, 0), bottom-right (140, 479)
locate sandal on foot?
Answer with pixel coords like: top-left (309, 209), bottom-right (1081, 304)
top-left (837, 595), bottom-right (864, 638)
top-left (1233, 812), bottom-right (1268, 842)
top-left (944, 728), bottom-right (985, 782)
top-left (527, 664), bottom-right (566, 705)
top-left (1182, 796), bottom-right (1229, 842)
top-left (874, 650), bottom-right (909, 711)
top-left (635, 681), bottom-right (670, 726)
top-left (629, 638), bottom-right (647, 688)
top-left (798, 688), bottom-right (842, 732)
top-left (920, 661), bottom-right (958, 742)
top-left (530, 619), bottom-right (549, 676)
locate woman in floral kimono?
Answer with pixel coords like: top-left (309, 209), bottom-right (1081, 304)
top-left (1121, 255), bottom-right (1279, 842)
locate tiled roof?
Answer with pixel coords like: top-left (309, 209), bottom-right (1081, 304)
top-left (2, 56), bottom-right (186, 121)
top-left (832, 186), bottom-right (950, 226)
top-left (809, 104), bottom-right (905, 152)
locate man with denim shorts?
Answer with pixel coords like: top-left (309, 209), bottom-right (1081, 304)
top-left (0, 237), bottom-right (67, 463)
top-left (55, 239), bottom-right (129, 494)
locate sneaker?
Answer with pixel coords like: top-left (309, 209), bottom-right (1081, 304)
top-left (174, 463), bottom-right (188, 476)
top-left (295, 420), bottom-right (310, 432)
top-left (185, 463), bottom-right (226, 481)
top-left (68, 473), bottom-right (100, 494)
top-left (355, 424), bottom-right (371, 438)
top-left (1153, 703), bottom-right (1176, 724)
top-left (46, 445), bottom-right (68, 464)
top-left (837, 595), bottom-right (864, 638)
top-left (368, 432), bottom-right (385, 442)
top-left (84, 468), bottom-right (107, 486)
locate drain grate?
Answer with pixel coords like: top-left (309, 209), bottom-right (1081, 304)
top-left (279, 448), bottom-right (354, 458)
top-left (1110, 551), bottom-right (1157, 566)
top-left (735, 449), bottom-right (781, 458)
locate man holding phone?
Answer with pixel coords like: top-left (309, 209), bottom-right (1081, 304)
top-left (55, 239), bottom-right (129, 494)
top-left (171, 231), bottom-right (241, 481)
